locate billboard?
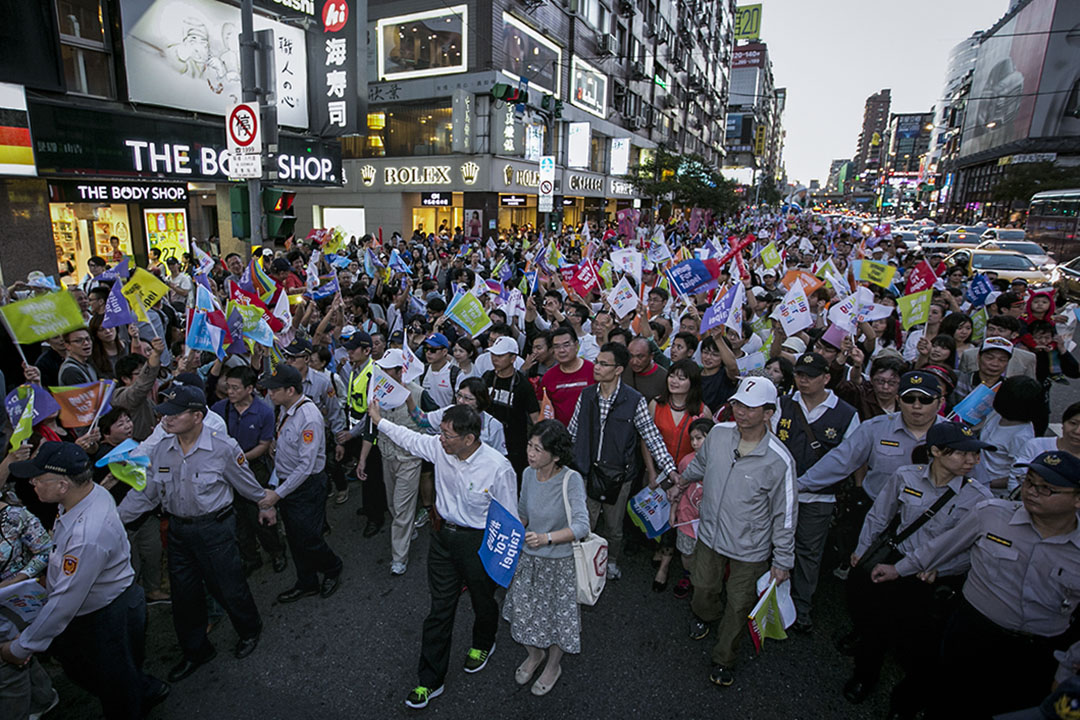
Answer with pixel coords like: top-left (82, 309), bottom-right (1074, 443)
top-left (376, 6), bottom-right (467, 81)
top-left (734, 5), bottom-right (762, 41)
top-left (571, 56), bottom-right (607, 119)
top-left (959, 0), bottom-right (1054, 158)
top-left (1029, 0), bottom-right (1080, 139)
top-left (119, 0), bottom-right (309, 128)
top-left (501, 13), bottom-right (560, 95)
top-left (567, 122), bottom-right (590, 169)
top-left (732, 42), bottom-right (767, 69)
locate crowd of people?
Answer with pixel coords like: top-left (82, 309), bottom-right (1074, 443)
top-left (0, 208), bottom-right (1078, 720)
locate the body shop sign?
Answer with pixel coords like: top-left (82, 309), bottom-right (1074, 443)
top-left (29, 101), bottom-right (342, 186)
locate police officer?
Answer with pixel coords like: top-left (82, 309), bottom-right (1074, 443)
top-left (873, 451), bottom-right (1080, 719)
top-left (844, 423), bottom-right (995, 715)
top-left (338, 331), bottom-right (386, 536)
top-left (282, 338), bottom-right (348, 503)
top-left (772, 352), bottom-right (860, 634)
top-left (1, 442), bottom-right (169, 718)
top-left (258, 364), bottom-right (344, 602)
top-left (117, 386), bottom-right (274, 682)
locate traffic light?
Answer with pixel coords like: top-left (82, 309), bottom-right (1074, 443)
top-left (230, 185), bottom-right (250, 240)
top-left (541, 94), bottom-right (563, 118)
top-left (262, 187), bottom-right (296, 240)
top-left (492, 83), bottom-right (528, 104)
top-left (547, 209), bottom-right (563, 233)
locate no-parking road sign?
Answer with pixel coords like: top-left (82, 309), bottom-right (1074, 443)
top-left (227, 102), bottom-right (262, 179)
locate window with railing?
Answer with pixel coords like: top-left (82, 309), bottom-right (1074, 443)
top-left (55, 0), bottom-right (115, 98)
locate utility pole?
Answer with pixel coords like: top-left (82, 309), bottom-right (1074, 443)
top-left (240, 0), bottom-right (263, 250)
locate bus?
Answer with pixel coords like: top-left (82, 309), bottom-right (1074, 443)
top-left (1025, 189), bottom-right (1080, 258)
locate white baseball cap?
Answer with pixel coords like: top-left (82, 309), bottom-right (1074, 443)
top-left (489, 336), bottom-right (518, 356)
top-left (375, 349), bottom-right (406, 369)
top-left (781, 336), bottom-right (807, 355)
top-left (729, 376), bottom-right (778, 408)
top-left (980, 337), bottom-right (1014, 357)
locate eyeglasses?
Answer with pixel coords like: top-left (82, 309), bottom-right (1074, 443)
top-left (454, 392), bottom-right (474, 402)
top-left (871, 377), bottom-right (900, 387)
top-left (1022, 477), bottom-right (1077, 497)
top-left (594, 360), bottom-right (618, 368)
top-left (899, 393), bottom-right (936, 406)
top-left (552, 341), bottom-right (575, 350)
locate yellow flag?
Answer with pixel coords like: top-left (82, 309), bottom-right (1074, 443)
top-left (859, 261), bottom-right (897, 288)
top-left (121, 268), bottom-right (170, 318)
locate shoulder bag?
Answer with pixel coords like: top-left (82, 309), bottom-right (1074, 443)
top-left (562, 470), bottom-right (608, 606)
top-left (857, 483), bottom-right (959, 573)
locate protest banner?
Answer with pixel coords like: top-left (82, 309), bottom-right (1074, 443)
top-left (8, 385), bottom-right (34, 452)
top-left (627, 487), bottom-right (671, 539)
top-left (897, 289), bottom-right (933, 330)
top-left (401, 331), bottom-right (424, 384)
top-left (0, 578), bottom-right (49, 625)
top-left (748, 579), bottom-right (787, 651)
top-left (445, 291), bottom-right (493, 336)
top-left (905, 260), bottom-right (938, 295)
top-left (5, 384), bottom-right (60, 433)
top-left (607, 277), bottom-right (639, 319)
top-left (971, 306), bottom-right (988, 343)
top-left (772, 281), bottom-right (813, 335)
top-left (121, 268), bottom-right (170, 319)
top-left (93, 438), bottom-right (150, 490)
top-left (761, 242), bottom-right (782, 269)
top-left (966, 273), bottom-right (995, 307)
top-left (949, 383), bottom-right (1000, 426)
top-left (368, 366), bottom-right (411, 410)
top-left (477, 497), bottom-right (524, 588)
top-left (0, 291), bottom-right (86, 347)
top-left (539, 389), bottom-right (555, 420)
top-left (667, 258), bottom-right (720, 297)
top-left (49, 380), bottom-right (114, 428)
top-left (780, 269), bottom-right (823, 295)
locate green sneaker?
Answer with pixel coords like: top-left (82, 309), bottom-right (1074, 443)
top-left (463, 642), bottom-right (495, 673)
top-left (404, 685), bottom-right (443, 709)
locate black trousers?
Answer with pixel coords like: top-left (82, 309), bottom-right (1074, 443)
top-left (235, 459), bottom-right (284, 564)
top-left (925, 599), bottom-right (1072, 720)
top-left (168, 510), bottom-right (262, 660)
top-left (278, 471), bottom-right (343, 590)
top-left (418, 526), bottom-right (499, 688)
top-left (50, 583), bottom-right (165, 720)
top-left (848, 569), bottom-right (962, 712)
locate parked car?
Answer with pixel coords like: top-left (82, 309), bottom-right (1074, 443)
top-left (980, 228), bottom-right (1027, 242)
top-left (1051, 256), bottom-right (1080, 302)
top-left (975, 240), bottom-right (1054, 270)
top-left (945, 249), bottom-right (1050, 284)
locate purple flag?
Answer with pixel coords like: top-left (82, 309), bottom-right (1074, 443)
top-left (101, 279), bottom-right (136, 329)
top-left (5, 383), bottom-right (61, 426)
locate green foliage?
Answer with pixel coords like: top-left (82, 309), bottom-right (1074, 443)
top-left (624, 149), bottom-right (740, 216)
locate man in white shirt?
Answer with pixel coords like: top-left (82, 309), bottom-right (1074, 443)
top-left (368, 401), bottom-right (517, 710)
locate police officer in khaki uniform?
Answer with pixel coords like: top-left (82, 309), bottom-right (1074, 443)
top-left (118, 386), bottom-right (275, 682)
top-left (873, 451), bottom-right (1080, 719)
top-left (258, 364), bottom-right (344, 602)
top-left (1, 442), bottom-right (169, 719)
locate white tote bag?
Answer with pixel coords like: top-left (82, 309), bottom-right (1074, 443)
top-left (562, 472), bottom-right (608, 606)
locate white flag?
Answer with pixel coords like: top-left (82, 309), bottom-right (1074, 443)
top-left (401, 331), bottom-right (424, 384)
top-left (771, 281), bottom-right (813, 335)
top-left (369, 366), bottom-right (411, 410)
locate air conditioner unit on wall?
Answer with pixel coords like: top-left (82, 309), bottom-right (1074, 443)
top-left (597, 35), bottom-right (616, 55)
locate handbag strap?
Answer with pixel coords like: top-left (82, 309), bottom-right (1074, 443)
top-left (892, 482), bottom-right (960, 546)
top-left (789, 399), bottom-right (824, 458)
top-left (560, 470), bottom-right (575, 540)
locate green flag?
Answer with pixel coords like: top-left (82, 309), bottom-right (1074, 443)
top-left (761, 242), bottom-right (782, 269)
top-left (748, 579), bottom-right (788, 652)
top-left (445, 292), bottom-right (493, 337)
top-left (971, 306), bottom-right (988, 344)
top-left (108, 462), bottom-right (147, 491)
top-left (0, 291), bottom-right (86, 344)
top-left (9, 385), bottom-right (35, 452)
top-left (897, 289), bottom-right (933, 330)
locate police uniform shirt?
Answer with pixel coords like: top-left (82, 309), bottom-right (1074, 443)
top-left (799, 412), bottom-right (945, 500)
top-left (856, 464), bottom-right (993, 576)
top-left (772, 390), bottom-right (860, 504)
top-left (11, 484), bottom-right (134, 657)
top-left (118, 425), bottom-right (265, 522)
top-left (303, 367), bottom-right (345, 435)
top-left (897, 499), bottom-right (1080, 637)
top-left (274, 396), bottom-right (326, 498)
top-left (135, 409), bottom-right (228, 459)
top-left (376, 418), bottom-right (518, 529)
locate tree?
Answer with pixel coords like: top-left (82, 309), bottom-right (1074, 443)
top-left (991, 162), bottom-right (1080, 208)
top-left (624, 149), bottom-right (740, 218)
top-left (756, 176), bottom-right (783, 206)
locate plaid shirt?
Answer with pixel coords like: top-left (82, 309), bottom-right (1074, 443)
top-left (568, 380), bottom-right (677, 479)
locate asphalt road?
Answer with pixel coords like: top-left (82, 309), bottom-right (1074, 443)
top-left (43, 342), bottom-right (1080, 720)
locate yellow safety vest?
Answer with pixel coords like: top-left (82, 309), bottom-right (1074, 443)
top-left (347, 358), bottom-right (374, 418)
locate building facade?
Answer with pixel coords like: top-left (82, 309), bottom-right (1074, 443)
top-left (723, 41), bottom-right (784, 183)
top-left (852, 88), bottom-right (891, 180)
top-left (299, 0), bottom-right (739, 241)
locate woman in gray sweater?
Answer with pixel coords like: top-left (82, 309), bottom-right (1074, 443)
top-left (502, 420), bottom-right (590, 697)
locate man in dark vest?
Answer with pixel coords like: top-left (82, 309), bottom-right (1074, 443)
top-left (568, 342), bottom-right (678, 581)
top-left (773, 353), bottom-right (859, 633)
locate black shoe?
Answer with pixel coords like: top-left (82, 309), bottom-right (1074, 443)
top-left (277, 586), bottom-right (319, 604)
top-left (363, 520), bottom-right (384, 538)
top-left (791, 619), bottom-right (814, 635)
top-left (843, 676), bottom-right (874, 704)
top-left (144, 678), bottom-right (170, 710)
top-left (689, 616), bottom-right (710, 640)
top-left (234, 632), bottom-right (260, 659)
top-left (652, 578), bottom-right (669, 593)
top-left (271, 555), bottom-right (288, 573)
top-left (709, 664), bottom-right (734, 686)
top-left (835, 630), bottom-right (860, 656)
top-left (167, 649), bottom-right (217, 682)
top-left (320, 574), bottom-right (341, 598)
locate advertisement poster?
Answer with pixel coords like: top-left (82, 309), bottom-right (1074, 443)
top-left (143, 209), bottom-right (190, 262)
top-left (464, 209), bottom-right (483, 240)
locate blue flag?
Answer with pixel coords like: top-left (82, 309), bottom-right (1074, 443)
top-left (949, 383), bottom-right (999, 426)
top-left (700, 285), bottom-right (739, 334)
top-left (477, 497), bottom-right (525, 588)
top-left (388, 248), bottom-right (412, 275)
top-left (97, 257), bottom-right (131, 283)
top-left (225, 308), bottom-right (246, 355)
top-left (186, 311), bottom-right (225, 359)
top-left (966, 274), bottom-right (994, 307)
top-left (101, 279), bottom-right (137, 329)
top-left (307, 273), bottom-right (341, 300)
top-left (5, 383), bottom-right (61, 427)
top-left (666, 258), bottom-right (719, 297)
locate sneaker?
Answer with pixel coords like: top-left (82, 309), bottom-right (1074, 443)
top-left (606, 561), bottom-right (622, 580)
top-left (414, 507), bottom-right (430, 528)
top-left (334, 488), bottom-right (349, 505)
top-left (709, 664), bottom-right (734, 686)
top-left (404, 685), bottom-right (443, 709)
top-left (833, 564), bottom-right (850, 581)
top-left (390, 562), bottom-right (407, 576)
top-left (463, 643), bottom-right (495, 673)
top-left (689, 615), bottom-right (710, 640)
top-left (29, 689), bottom-right (59, 720)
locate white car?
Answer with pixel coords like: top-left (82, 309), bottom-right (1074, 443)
top-left (975, 240), bottom-right (1055, 270)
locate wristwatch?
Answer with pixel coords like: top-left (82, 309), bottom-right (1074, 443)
top-left (660, 477), bottom-right (675, 490)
